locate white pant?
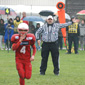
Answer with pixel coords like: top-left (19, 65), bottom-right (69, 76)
top-left (0, 35), bottom-right (3, 49)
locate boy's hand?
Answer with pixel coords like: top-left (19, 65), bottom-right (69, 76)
top-left (37, 40), bottom-right (41, 46)
top-left (30, 55), bottom-right (34, 61)
top-left (19, 34), bottom-right (26, 42)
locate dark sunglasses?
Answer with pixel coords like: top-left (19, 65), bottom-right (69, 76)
top-left (19, 29), bottom-right (28, 31)
top-left (48, 18), bottom-right (52, 20)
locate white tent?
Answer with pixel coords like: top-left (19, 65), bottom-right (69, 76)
top-left (0, 5), bottom-right (58, 16)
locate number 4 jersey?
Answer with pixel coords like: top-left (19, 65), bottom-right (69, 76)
top-left (11, 33), bottom-right (36, 62)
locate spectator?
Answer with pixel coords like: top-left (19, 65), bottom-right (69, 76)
top-left (76, 18), bottom-right (80, 50)
top-left (58, 28), bottom-right (63, 50)
top-left (66, 16), bottom-right (80, 54)
top-left (4, 18), bottom-right (14, 50)
top-left (35, 23), bottom-right (41, 50)
top-left (0, 19), bottom-right (5, 50)
top-left (21, 12), bottom-right (29, 25)
top-left (35, 23), bottom-right (40, 33)
top-left (14, 16), bottom-right (23, 34)
top-left (79, 19), bottom-right (85, 50)
top-left (30, 24), bottom-right (35, 34)
top-left (35, 15), bottom-right (72, 75)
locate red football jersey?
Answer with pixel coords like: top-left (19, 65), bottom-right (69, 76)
top-left (11, 33), bottom-right (36, 62)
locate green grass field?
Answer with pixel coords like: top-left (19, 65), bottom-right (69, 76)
top-left (0, 49), bottom-right (85, 85)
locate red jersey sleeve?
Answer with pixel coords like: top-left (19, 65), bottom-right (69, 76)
top-left (31, 44), bottom-right (36, 56)
top-left (11, 34), bottom-right (21, 51)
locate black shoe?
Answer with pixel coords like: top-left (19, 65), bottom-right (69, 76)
top-left (54, 72), bottom-right (59, 76)
top-left (40, 72), bottom-right (45, 75)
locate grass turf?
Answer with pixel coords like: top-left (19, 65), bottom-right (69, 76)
top-left (0, 49), bottom-right (85, 85)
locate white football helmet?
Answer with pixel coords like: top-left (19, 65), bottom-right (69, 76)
top-left (17, 23), bottom-right (29, 35)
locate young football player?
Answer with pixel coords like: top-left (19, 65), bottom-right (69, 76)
top-left (11, 23), bottom-right (36, 85)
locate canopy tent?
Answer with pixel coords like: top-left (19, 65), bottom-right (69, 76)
top-left (0, 5), bottom-right (58, 15)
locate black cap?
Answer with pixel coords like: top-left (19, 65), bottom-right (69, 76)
top-left (71, 16), bottom-right (76, 21)
top-left (71, 16), bottom-right (75, 19)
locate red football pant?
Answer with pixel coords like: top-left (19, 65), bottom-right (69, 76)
top-left (16, 62), bottom-right (32, 85)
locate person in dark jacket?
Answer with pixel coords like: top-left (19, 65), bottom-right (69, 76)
top-left (66, 16), bottom-right (80, 54)
top-left (4, 18), bottom-right (14, 50)
top-left (0, 19), bottom-right (5, 50)
top-left (30, 25), bottom-right (35, 34)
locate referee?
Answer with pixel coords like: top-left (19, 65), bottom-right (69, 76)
top-left (35, 15), bottom-right (72, 75)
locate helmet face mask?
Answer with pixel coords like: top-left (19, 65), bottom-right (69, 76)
top-left (18, 23), bottom-right (29, 35)
top-left (18, 29), bottom-right (29, 35)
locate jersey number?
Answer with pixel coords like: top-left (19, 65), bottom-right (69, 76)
top-left (20, 46), bottom-right (26, 54)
